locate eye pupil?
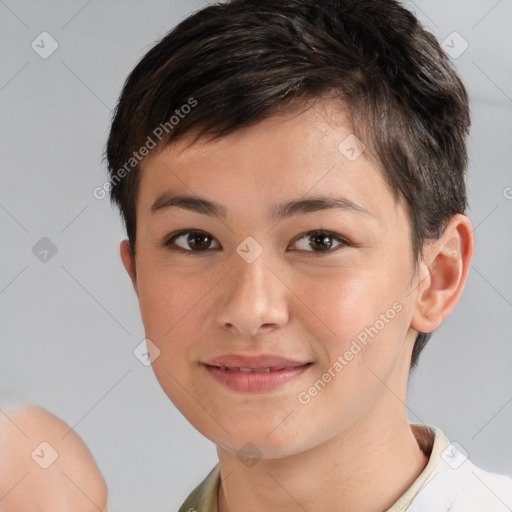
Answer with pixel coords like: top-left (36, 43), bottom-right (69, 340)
top-left (310, 233), bottom-right (333, 251)
top-left (189, 233), bottom-right (210, 250)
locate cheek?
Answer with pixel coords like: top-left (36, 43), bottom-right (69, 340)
top-left (290, 271), bottom-right (410, 438)
top-left (135, 267), bottom-right (205, 413)
top-left (135, 265), bottom-right (220, 391)
top-left (292, 267), bottom-right (406, 350)
top-left (136, 264), bottom-right (203, 337)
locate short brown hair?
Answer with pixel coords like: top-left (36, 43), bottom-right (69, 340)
top-left (105, 0), bottom-right (471, 370)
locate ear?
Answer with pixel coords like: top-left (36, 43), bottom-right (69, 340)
top-left (411, 214), bottom-right (474, 334)
top-left (120, 239), bottom-right (138, 296)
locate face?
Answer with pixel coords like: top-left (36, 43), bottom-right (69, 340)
top-left (122, 100), bottom-right (423, 458)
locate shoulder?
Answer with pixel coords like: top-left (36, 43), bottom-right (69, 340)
top-left (449, 461), bottom-right (512, 511)
top-left (0, 405), bottom-right (109, 512)
top-left (407, 428), bottom-right (512, 512)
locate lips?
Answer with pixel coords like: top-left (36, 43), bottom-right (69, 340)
top-left (203, 354), bottom-right (310, 371)
top-left (215, 366), bottom-right (301, 373)
top-left (202, 355), bottom-right (312, 392)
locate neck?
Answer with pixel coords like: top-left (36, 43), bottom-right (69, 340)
top-left (217, 407), bottom-right (430, 512)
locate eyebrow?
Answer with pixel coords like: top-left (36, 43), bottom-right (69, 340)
top-left (150, 193), bottom-right (375, 220)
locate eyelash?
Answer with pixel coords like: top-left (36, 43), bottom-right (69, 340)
top-left (161, 230), bottom-right (351, 256)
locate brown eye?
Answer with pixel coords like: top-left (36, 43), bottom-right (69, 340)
top-left (162, 229), bottom-right (348, 256)
top-left (164, 231), bottom-right (220, 253)
top-left (291, 231), bottom-right (348, 254)
top-left (187, 232), bottom-right (212, 250)
top-left (310, 233), bottom-right (334, 251)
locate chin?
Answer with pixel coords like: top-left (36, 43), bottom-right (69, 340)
top-left (212, 421), bottom-right (310, 458)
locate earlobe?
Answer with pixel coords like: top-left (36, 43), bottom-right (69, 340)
top-left (411, 214), bottom-right (474, 334)
top-left (120, 239), bottom-right (138, 295)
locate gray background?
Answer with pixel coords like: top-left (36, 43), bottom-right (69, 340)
top-left (0, 1), bottom-right (511, 511)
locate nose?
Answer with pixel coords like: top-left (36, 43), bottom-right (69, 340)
top-left (216, 251), bottom-right (289, 337)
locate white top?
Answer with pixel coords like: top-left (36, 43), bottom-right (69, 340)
top-left (404, 427), bottom-right (512, 511)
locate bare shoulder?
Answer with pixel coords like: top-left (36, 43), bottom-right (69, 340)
top-left (0, 405), bottom-right (109, 512)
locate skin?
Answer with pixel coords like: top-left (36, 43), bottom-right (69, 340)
top-left (120, 99), bottom-right (474, 512)
top-left (0, 406), bottom-right (108, 512)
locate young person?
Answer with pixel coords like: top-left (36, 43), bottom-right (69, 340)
top-left (104, 0), bottom-right (512, 510)
top-left (2, 1), bottom-right (509, 511)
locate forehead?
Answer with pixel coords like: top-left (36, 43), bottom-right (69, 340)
top-left (136, 99), bottom-right (401, 223)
